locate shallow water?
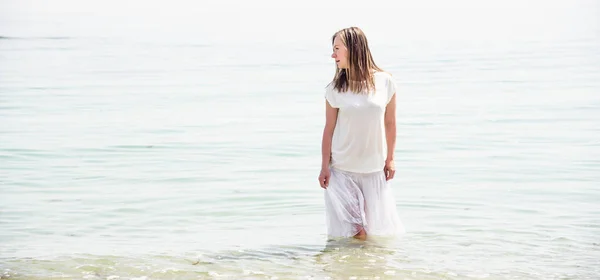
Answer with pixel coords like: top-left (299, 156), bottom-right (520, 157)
top-left (1, 1), bottom-right (600, 279)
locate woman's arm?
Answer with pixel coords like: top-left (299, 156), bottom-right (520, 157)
top-left (318, 100), bottom-right (338, 189)
top-left (384, 93), bottom-right (397, 180)
top-left (321, 101), bottom-right (338, 170)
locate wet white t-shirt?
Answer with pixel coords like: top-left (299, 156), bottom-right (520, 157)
top-left (324, 71), bottom-right (397, 174)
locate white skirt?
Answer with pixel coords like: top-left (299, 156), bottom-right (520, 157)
top-left (324, 167), bottom-right (405, 239)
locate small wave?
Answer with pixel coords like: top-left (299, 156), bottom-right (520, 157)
top-left (0, 36), bottom-right (71, 40)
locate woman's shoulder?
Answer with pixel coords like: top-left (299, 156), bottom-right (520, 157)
top-left (325, 82), bottom-right (337, 93)
top-left (374, 70), bottom-right (393, 79)
top-left (373, 71), bottom-right (395, 88)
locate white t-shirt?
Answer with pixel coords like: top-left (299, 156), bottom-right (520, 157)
top-left (324, 71), bottom-right (397, 174)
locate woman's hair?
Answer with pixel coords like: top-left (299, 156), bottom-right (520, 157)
top-left (330, 26), bottom-right (383, 94)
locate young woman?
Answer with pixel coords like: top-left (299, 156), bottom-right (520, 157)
top-left (319, 27), bottom-right (405, 240)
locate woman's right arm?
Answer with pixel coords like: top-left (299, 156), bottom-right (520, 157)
top-left (318, 100), bottom-right (338, 189)
top-left (321, 100), bottom-right (338, 170)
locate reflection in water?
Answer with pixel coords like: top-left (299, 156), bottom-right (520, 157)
top-left (191, 237), bottom-right (411, 279)
top-left (0, 237), bottom-right (565, 279)
top-left (316, 238), bottom-right (400, 279)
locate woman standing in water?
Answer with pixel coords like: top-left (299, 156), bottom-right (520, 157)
top-left (319, 27), bottom-right (405, 240)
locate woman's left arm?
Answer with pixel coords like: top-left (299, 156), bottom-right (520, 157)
top-left (384, 93), bottom-right (397, 180)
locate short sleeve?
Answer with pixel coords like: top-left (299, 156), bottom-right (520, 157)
top-left (386, 74), bottom-right (398, 104)
top-left (324, 84), bottom-right (339, 108)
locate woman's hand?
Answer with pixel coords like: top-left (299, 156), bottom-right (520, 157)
top-left (318, 168), bottom-right (331, 189)
top-left (384, 159), bottom-right (396, 181)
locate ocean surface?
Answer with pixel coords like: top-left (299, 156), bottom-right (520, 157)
top-left (1, 1), bottom-right (600, 279)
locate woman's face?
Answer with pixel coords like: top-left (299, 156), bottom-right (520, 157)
top-left (331, 35), bottom-right (349, 69)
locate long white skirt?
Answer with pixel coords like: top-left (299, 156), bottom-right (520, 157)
top-left (324, 167), bottom-right (405, 239)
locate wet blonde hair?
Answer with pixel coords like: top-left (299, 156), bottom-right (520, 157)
top-left (330, 27), bottom-right (384, 94)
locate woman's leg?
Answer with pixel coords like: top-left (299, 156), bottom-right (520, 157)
top-left (324, 168), bottom-right (367, 239)
top-left (358, 171), bottom-right (405, 236)
top-left (354, 227), bottom-right (367, 240)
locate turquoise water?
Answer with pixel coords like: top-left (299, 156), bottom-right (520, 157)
top-left (1, 1), bottom-right (600, 279)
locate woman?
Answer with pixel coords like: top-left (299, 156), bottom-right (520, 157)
top-left (319, 27), bottom-right (405, 240)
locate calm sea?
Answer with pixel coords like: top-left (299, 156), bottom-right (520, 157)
top-left (1, 1), bottom-right (599, 279)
